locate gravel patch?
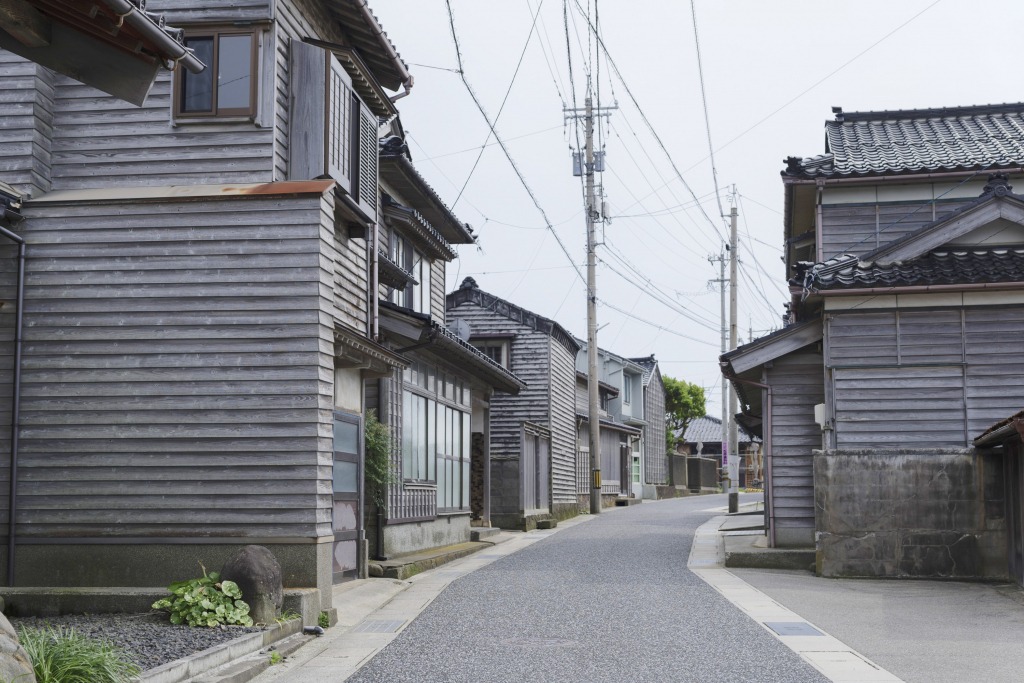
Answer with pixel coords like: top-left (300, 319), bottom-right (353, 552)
top-left (10, 613), bottom-right (265, 671)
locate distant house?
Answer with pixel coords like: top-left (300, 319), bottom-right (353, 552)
top-left (723, 103), bottom-right (1024, 580)
top-left (629, 355), bottom-right (670, 498)
top-left (677, 415), bottom-right (760, 489)
top-left (574, 341), bottom-right (646, 501)
top-left (446, 278), bottom-right (579, 529)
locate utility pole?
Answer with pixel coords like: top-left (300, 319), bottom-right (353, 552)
top-left (565, 94), bottom-right (616, 515)
top-left (708, 251), bottom-right (727, 489)
top-left (727, 194), bottom-right (740, 513)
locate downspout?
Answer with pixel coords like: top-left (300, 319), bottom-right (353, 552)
top-left (0, 222), bottom-right (25, 586)
top-left (723, 374), bottom-right (773, 546)
top-left (99, 0), bottom-right (206, 74)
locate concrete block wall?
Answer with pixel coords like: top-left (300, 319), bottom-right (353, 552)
top-left (814, 449), bottom-right (1007, 579)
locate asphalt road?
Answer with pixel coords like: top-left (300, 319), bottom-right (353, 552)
top-left (349, 494), bottom-right (828, 683)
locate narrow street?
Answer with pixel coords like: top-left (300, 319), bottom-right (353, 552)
top-left (348, 495), bottom-right (827, 683)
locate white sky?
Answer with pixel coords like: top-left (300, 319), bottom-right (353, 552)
top-left (370, 0), bottom-right (1016, 415)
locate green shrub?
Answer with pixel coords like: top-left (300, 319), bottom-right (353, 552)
top-left (318, 611), bottom-right (330, 629)
top-left (17, 625), bottom-right (140, 683)
top-left (151, 563), bottom-right (253, 627)
top-left (364, 409), bottom-right (396, 510)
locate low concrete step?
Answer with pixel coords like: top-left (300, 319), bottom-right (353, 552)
top-left (369, 541), bottom-right (491, 580)
top-left (536, 519), bottom-right (558, 530)
top-left (470, 527), bottom-right (501, 542)
top-left (614, 497), bottom-right (642, 506)
top-left (191, 632), bottom-right (312, 683)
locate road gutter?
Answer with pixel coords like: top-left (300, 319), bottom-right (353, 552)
top-left (688, 516), bottom-right (904, 683)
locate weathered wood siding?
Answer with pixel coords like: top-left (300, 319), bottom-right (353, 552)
top-left (430, 259), bottom-right (445, 323)
top-left (0, 54), bottom-right (54, 197)
top-left (820, 199), bottom-right (970, 260)
top-left (446, 300), bottom-right (553, 460)
top-left (150, 0), bottom-right (272, 25)
top-left (643, 368), bottom-right (667, 485)
top-left (0, 192), bottom-right (334, 541)
top-left (549, 336), bottom-right (578, 505)
top-left (827, 307), bottom-right (1024, 449)
top-left (327, 199), bottom-right (368, 334)
top-left (764, 349), bottom-right (823, 539)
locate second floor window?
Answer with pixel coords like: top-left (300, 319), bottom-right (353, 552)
top-left (177, 29), bottom-right (257, 117)
top-left (389, 230), bottom-right (430, 315)
top-left (623, 377), bottom-right (632, 405)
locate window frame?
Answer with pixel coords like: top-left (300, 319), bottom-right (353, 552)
top-left (174, 27), bottom-right (259, 119)
top-left (471, 339), bottom-right (510, 369)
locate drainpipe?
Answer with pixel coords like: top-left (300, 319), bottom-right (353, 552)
top-left (723, 374), bottom-right (774, 546)
top-left (0, 222), bottom-right (25, 586)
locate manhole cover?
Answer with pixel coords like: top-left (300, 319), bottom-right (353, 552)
top-left (764, 621), bottom-right (823, 637)
top-left (504, 637), bottom-right (578, 649)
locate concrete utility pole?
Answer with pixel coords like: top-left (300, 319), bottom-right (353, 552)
top-left (708, 251), bottom-right (727, 487)
top-left (727, 195), bottom-right (740, 513)
top-left (565, 94), bottom-right (615, 515)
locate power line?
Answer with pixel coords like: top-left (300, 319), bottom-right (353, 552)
top-left (571, 0), bottom-right (726, 243)
top-left (689, 0), bottom-right (728, 229)
top-left (452, 0), bottom-right (545, 209)
top-left (444, 0), bottom-right (585, 289)
top-left (598, 299), bottom-right (718, 346)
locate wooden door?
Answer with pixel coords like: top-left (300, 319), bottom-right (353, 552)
top-left (332, 411), bottom-right (363, 584)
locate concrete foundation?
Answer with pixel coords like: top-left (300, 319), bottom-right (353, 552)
top-left (371, 513), bottom-right (472, 558)
top-left (814, 449), bottom-right (1007, 579)
top-left (2, 542), bottom-right (332, 609)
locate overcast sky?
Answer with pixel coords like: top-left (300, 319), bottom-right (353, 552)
top-left (370, 0), bottom-right (1016, 416)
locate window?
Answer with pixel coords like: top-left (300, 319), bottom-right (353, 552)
top-left (400, 361), bottom-right (471, 511)
top-left (388, 230), bottom-right (429, 314)
top-left (472, 340), bottom-right (510, 368)
top-left (623, 377), bottom-right (632, 405)
top-left (176, 29), bottom-right (257, 117)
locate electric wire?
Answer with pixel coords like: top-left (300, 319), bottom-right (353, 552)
top-left (444, 0), bottom-right (585, 290)
top-left (689, 0), bottom-right (728, 228)
top-left (571, 0), bottom-right (725, 243)
top-left (452, 0), bottom-right (545, 209)
top-left (597, 299), bottom-right (718, 346)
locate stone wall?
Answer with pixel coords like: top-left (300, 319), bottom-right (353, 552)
top-left (814, 449), bottom-right (1007, 579)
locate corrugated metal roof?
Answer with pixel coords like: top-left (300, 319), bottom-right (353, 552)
top-left (785, 103), bottom-right (1024, 179)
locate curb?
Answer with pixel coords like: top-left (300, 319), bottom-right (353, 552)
top-left (137, 618), bottom-right (303, 683)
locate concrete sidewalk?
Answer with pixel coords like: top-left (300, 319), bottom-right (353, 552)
top-left (691, 514), bottom-right (1024, 683)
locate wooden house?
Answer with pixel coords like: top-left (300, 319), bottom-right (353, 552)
top-left (446, 278), bottom-right (579, 529)
top-left (0, 0), bottom-right (505, 615)
top-left (723, 103), bottom-right (1024, 580)
top-left (574, 341), bottom-right (644, 502)
top-left (366, 141), bottom-right (524, 556)
top-left (629, 355), bottom-right (671, 499)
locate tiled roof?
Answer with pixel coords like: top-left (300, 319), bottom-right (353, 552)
top-left (799, 247), bottom-right (1024, 291)
top-left (678, 415), bottom-right (757, 445)
top-left (784, 103), bottom-right (1024, 178)
top-left (628, 355), bottom-right (657, 385)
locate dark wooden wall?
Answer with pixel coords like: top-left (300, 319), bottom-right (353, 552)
top-left (0, 192), bottom-right (335, 542)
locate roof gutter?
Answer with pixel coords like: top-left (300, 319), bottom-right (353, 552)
top-left (354, 0), bottom-right (413, 100)
top-left (783, 167), bottom-right (1024, 187)
top-left (99, 0), bottom-right (206, 74)
top-left (816, 281), bottom-right (1024, 297)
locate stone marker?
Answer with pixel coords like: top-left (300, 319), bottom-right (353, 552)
top-left (221, 545), bottom-right (283, 626)
top-left (0, 612), bottom-right (35, 683)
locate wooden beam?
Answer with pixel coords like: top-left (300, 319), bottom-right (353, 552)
top-left (0, 0), bottom-right (51, 47)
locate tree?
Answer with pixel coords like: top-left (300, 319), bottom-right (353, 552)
top-left (663, 376), bottom-right (706, 451)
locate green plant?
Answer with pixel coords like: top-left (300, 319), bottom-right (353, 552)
top-left (318, 611), bottom-right (330, 629)
top-left (275, 610), bottom-right (301, 625)
top-left (17, 625), bottom-right (141, 683)
top-left (364, 409), bottom-right (396, 510)
top-left (151, 563), bottom-right (254, 627)
top-left (269, 651), bottom-right (282, 665)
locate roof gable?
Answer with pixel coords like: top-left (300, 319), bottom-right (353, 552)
top-left (862, 179), bottom-right (1024, 264)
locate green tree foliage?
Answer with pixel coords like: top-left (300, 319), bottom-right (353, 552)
top-left (663, 376), bottom-right (706, 451)
top-left (364, 409), bottom-right (396, 511)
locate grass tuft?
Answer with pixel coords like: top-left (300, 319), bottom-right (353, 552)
top-left (17, 625), bottom-right (141, 683)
